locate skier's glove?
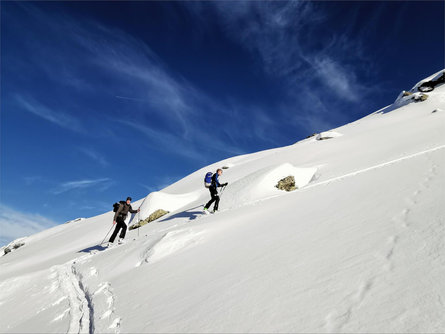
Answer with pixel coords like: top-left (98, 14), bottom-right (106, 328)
top-left (223, 182), bottom-right (228, 186)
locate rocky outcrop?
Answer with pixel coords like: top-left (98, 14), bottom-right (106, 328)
top-left (130, 209), bottom-right (169, 230)
top-left (64, 218), bottom-right (85, 224)
top-left (276, 176), bottom-right (297, 192)
top-left (402, 90), bottom-right (413, 97)
top-left (414, 93), bottom-right (428, 102)
top-left (316, 131), bottom-right (343, 141)
top-left (395, 91), bottom-right (429, 105)
top-left (2, 239), bottom-right (26, 256)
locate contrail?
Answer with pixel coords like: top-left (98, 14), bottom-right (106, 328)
top-left (115, 95), bottom-right (144, 102)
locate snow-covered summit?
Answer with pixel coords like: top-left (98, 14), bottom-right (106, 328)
top-left (1, 71), bottom-right (444, 333)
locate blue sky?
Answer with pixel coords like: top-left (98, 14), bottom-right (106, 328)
top-left (1, 1), bottom-right (444, 245)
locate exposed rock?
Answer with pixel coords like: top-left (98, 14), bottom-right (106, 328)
top-left (222, 163), bottom-right (235, 169)
top-left (316, 131), bottom-right (343, 141)
top-left (432, 108), bottom-right (442, 113)
top-left (2, 239), bottom-right (26, 256)
top-left (306, 133), bottom-right (317, 139)
top-left (276, 176), bottom-right (297, 192)
top-left (402, 90), bottom-right (413, 97)
top-left (64, 218), bottom-right (85, 224)
top-left (413, 93), bottom-right (429, 102)
top-left (130, 209), bottom-right (169, 230)
top-left (13, 242), bottom-right (25, 249)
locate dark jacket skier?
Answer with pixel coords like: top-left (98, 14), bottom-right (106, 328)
top-left (204, 169), bottom-right (228, 213)
top-left (109, 197), bottom-right (140, 243)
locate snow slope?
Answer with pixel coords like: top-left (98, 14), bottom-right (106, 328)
top-left (1, 70), bottom-right (444, 333)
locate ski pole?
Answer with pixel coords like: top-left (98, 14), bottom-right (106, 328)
top-left (134, 194), bottom-right (148, 238)
top-left (220, 185), bottom-right (227, 197)
top-left (100, 224), bottom-right (114, 245)
top-left (137, 211), bottom-right (140, 237)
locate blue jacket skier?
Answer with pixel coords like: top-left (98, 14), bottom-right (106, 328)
top-left (204, 169), bottom-right (228, 213)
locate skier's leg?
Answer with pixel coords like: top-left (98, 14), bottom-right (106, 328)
top-left (209, 188), bottom-right (219, 210)
top-left (214, 195), bottom-right (220, 211)
top-left (109, 224), bottom-right (121, 243)
top-left (119, 222), bottom-right (128, 239)
top-left (204, 198), bottom-right (215, 209)
top-left (204, 188), bottom-right (216, 209)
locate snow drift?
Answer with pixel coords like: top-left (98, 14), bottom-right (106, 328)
top-left (139, 190), bottom-right (202, 219)
top-left (220, 163), bottom-right (317, 210)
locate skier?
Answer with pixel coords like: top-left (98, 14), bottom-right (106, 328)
top-left (109, 197), bottom-right (140, 244)
top-left (203, 169), bottom-right (228, 214)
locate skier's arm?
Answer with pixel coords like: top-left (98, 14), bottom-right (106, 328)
top-left (217, 179), bottom-right (228, 187)
top-left (129, 205), bottom-right (139, 214)
top-left (213, 174), bottom-right (222, 187)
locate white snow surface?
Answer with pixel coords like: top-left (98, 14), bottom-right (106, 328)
top-left (1, 72), bottom-right (445, 333)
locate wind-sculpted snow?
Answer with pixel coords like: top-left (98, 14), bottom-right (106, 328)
top-left (219, 163), bottom-right (317, 210)
top-left (137, 228), bottom-right (206, 266)
top-left (138, 190), bottom-right (202, 222)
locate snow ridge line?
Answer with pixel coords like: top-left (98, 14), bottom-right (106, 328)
top-left (305, 144), bottom-right (445, 190)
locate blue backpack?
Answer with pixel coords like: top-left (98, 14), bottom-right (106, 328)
top-left (204, 172), bottom-right (213, 188)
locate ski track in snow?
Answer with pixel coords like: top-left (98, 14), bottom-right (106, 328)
top-left (324, 151), bottom-right (440, 332)
top-left (52, 259), bottom-right (94, 334)
top-left (384, 151), bottom-right (438, 272)
top-left (214, 144), bottom-right (445, 214)
top-left (306, 144), bottom-right (445, 190)
top-left (49, 248), bottom-right (122, 334)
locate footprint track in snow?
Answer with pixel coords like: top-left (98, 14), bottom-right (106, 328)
top-left (109, 317), bottom-right (121, 333)
top-left (325, 278), bottom-right (375, 332)
top-left (325, 152), bottom-right (441, 332)
top-left (91, 280), bottom-right (122, 333)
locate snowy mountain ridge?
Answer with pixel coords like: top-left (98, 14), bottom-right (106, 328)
top-left (1, 70), bottom-right (444, 333)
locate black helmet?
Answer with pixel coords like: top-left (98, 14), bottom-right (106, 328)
top-left (126, 197), bottom-right (132, 201)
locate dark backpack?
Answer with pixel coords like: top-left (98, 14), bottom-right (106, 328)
top-left (204, 172), bottom-right (213, 188)
top-left (112, 201), bottom-right (125, 212)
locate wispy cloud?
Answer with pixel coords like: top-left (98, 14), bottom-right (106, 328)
top-left (193, 1), bottom-right (374, 105)
top-left (8, 3), bottom-right (293, 159)
top-left (78, 147), bottom-right (109, 167)
top-left (208, 1), bottom-right (318, 77)
top-left (67, 22), bottom-right (197, 138)
top-left (23, 176), bottom-right (44, 186)
top-left (0, 204), bottom-right (57, 246)
top-left (14, 95), bottom-right (84, 132)
top-left (312, 57), bottom-right (360, 102)
top-left (139, 174), bottom-right (181, 193)
top-left (52, 178), bottom-right (112, 195)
